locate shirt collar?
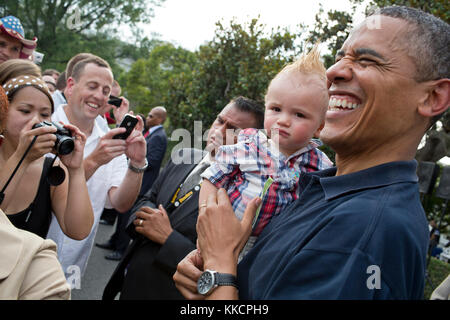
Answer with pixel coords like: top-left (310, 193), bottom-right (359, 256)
top-left (287, 139), bottom-right (322, 161)
top-left (56, 105), bottom-right (106, 143)
top-left (267, 138), bottom-right (323, 162)
top-left (148, 125), bottom-right (163, 136)
top-left (315, 160), bottom-right (419, 200)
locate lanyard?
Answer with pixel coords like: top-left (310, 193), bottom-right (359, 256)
top-left (169, 181), bottom-right (203, 209)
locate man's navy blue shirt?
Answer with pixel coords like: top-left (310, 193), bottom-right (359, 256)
top-left (237, 161), bottom-right (428, 299)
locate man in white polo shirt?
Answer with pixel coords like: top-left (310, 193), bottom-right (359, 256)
top-left (46, 56), bottom-right (147, 283)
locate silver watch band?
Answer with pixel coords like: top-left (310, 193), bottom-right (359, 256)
top-left (127, 158), bottom-right (148, 173)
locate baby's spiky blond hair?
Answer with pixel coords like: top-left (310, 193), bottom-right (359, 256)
top-left (278, 44), bottom-right (326, 81)
top-left (265, 45), bottom-right (329, 119)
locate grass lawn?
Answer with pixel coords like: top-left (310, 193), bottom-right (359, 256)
top-left (424, 256), bottom-right (450, 299)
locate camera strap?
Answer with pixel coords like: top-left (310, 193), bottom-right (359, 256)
top-left (46, 154), bottom-right (65, 186)
top-left (0, 136), bottom-right (38, 205)
top-left (0, 129), bottom-right (68, 205)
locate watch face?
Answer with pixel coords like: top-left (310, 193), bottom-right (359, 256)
top-left (197, 271), bottom-right (214, 295)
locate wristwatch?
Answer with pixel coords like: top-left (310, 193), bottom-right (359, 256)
top-left (197, 269), bottom-right (238, 295)
top-left (127, 158), bottom-right (148, 173)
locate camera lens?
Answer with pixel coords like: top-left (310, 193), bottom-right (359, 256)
top-left (56, 135), bottom-right (75, 155)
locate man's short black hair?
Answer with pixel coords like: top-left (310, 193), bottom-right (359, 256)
top-left (371, 6), bottom-right (450, 129)
top-left (230, 96), bottom-right (265, 129)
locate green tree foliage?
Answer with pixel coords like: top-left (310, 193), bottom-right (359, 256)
top-left (122, 18), bottom-right (305, 159)
top-left (0, 0), bottom-right (164, 76)
top-left (307, 3), bottom-right (356, 68)
top-left (166, 18), bottom-right (302, 137)
top-left (364, 0), bottom-right (449, 21)
top-left (120, 43), bottom-right (198, 116)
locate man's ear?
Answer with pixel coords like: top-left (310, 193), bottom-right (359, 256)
top-left (418, 78), bottom-right (450, 118)
top-left (65, 77), bottom-right (76, 98)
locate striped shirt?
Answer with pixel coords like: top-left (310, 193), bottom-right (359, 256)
top-left (202, 128), bottom-right (333, 240)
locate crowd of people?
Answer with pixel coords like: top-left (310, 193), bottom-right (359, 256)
top-left (0, 5), bottom-right (449, 301)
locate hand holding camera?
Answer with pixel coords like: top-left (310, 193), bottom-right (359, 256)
top-left (30, 121), bottom-right (86, 171)
top-left (15, 119), bottom-right (57, 164)
top-left (87, 126), bottom-right (128, 169)
top-left (123, 114), bottom-right (146, 168)
top-left (32, 121), bottom-right (75, 155)
top-left (113, 114), bottom-right (138, 140)
top-left (108, 95), bottom-right (123, 108)
top-left (84, 114), bottom-right (145, 179)
top-left (112, 96), bottom-right (130, 125)
top-left (54, 123), bottom-right (87, 171)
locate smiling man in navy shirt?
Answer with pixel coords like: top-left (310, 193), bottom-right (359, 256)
top-left (173, 6), bottom-right (450, 300)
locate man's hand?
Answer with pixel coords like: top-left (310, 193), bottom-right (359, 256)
top-left (124, 115), bottom-right (146, 167)
top-left (173, 249), bottom-right (205, 300)
top-left (83, 127), bottom-right (128, 179)
top-left (175, 191), bottom-right (259, 301)
top-left (17, 119), bottom-right (57, 163)
top-left (133, 205), bottom-right (173, 244)
top-left (57, 123), bottom-right (86, 170)
top-left (88, 128), bottom-right (127, 165)
top-left (112, 96), bottom-right (130, 125)
top-left (196, 188), bottom-right (260, 272)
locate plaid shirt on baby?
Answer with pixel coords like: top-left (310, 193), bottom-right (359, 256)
top-left (201, 128), bottom-right (333, 238)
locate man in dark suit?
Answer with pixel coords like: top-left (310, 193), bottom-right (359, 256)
top-left (98, 106), bottom-right (168, 261)
top-left (102, 96), bottom-right (264, 299)
top-left (141, 106), bottom-right (168, 194)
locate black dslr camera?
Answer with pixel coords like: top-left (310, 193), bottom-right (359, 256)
top-left (32, 121), bottom-right (75, 155)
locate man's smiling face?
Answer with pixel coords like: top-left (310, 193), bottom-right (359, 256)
top-left (67, 63), bottom-right (113, 120)
top-left (321, 15), bottom-right (427, 156)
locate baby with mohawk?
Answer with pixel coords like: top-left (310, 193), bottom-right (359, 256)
top-left (200, 46), bottom-right (333, 260)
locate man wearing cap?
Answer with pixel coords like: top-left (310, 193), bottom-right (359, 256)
top-left (0, 16), bottom-right (37, 64)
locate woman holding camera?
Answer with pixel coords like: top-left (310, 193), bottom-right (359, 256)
top-left (0, 75), bottom-right (93, 240)
top-left (0, 85), bottom-right (70, 299)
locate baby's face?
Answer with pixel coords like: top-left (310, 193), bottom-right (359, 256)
top-left (264, 72), bottom-right (328, 156)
